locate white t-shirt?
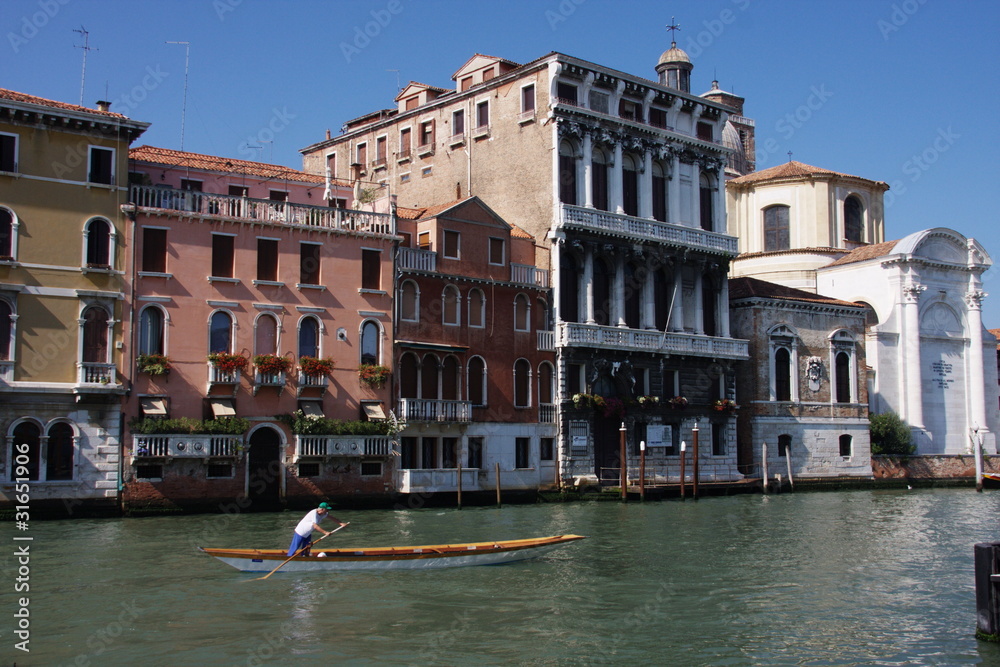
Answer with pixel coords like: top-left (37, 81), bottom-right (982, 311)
top-left (294, 509), bottom-right (328, 537)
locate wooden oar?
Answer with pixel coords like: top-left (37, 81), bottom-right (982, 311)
top-left (250, 522), bottom-right (349, 581)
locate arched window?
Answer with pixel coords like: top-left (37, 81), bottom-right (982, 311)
top-left (209, 311), bottom-right (233, 353)
top-left (400, 280), bottom-right (419, 322)
top-left (778, 434), bottom-right (792, 458)
top-left (0, 298), bottom-right (13, 361)
top-left (558, 140), bottom-right (578, 205)
top-left (699, 172), bottom-right (714, 231)
top-left (298, 316), bottom-right (319, 359)
top-left (82, 306), bottom-right (109, 363)
top-left (593, 258), bottom-right (612, 326)
top-left (46, 422), bottom-right (74, 481)
top-left (254, 313), bottom-right (278, 356)
top-left (764, 205), bottom-right (790, 251)
top-left (624, 262), bottom-right (642, 329)
top-left (421, 354), bottom-right (440, 399)
top-left (360, 320), bottom-right (380, 365)
top-left (514, 293), bottom-right (530, 332)
top-left (399, 351), bottom-right (419, 398)
top-left (774, 348), bottom-right (791, 401)
top-left (844, 195), bottom-right (863, 243)
top-left (535, 298), bottom-right (550, 332)
top-left (622, 154), bottom-right (639, 217)
top-left (11, 421), bottom-right (40, 481)
top-left (468, 355), bottom-right (486, 406)
top-left (831, 330), bottom-right (856, 404)
top-left (85, 218), bottom-right (112, 268)
top-left (442, 355), bottom-right (461, 401)
top-left (138, 306), bottom-right (165, 355)
top-left (702, 275), bottom-right (717, 337)
top-left (0, 208), bottom-right (14, 259)
top-left (839, 434), bottom-right (853, 457)
top-left (468, 288), bottom-right (485, 328)
top-left (513, 358), bottom-right (531, 408)
top-left (538, 362), bottom-right (554, 405)
top-left (442, 285), bottom-right (460, 326)
top-left (652, 162), bottom-right (667, 222)
top-left (770, 325), bottom-right (798, 402)
top-left (592, 148), bottom-right (609, 211)
top-left (835, 352), bottom-right (851, 403)
top-left (560, 251), bottom-right (579, 323)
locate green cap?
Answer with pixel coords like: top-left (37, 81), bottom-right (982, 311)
top-left (318, 502), bottom-right (333, 510)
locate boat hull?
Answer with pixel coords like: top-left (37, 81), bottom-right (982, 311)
top-left (200, 534), bottom-right (585, 572)
top-left (983, 474), bottom-right (1000, 490)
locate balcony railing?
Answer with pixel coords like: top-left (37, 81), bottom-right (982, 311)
top-left (0, 360), bottom-right (12, 384)
top-left (208, 364), bottom-right (240, 385)
top-left (130, 184), bottom-right (395, 237)
top-left (294, 435), bottom-right (392, 461)
top-left (297, 372), bottom-right (329, 389)
top-left (398, 246), bottom-right (437, 272)
top-left (559, 322), bottom-right (748, 360)
top-left (537, 330), bottom-right (555, 351)
top-left (78, 362), bottom-right (116, 385)
top-left (511, 263), bottom-right (549, 287)
top-left (560, 204), bottom-right (738, 256)
top-left (398, 398), bottom-right (472, 423)
top-left (253, 370), bottom-right (286, 395)
top-left (539, 403), bottom-right (556, 423)
top-left (132, 434), bottom-right (241, 459)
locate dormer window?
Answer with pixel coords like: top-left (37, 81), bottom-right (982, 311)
top-left (460, 76), bottom-right (473, 91)
top-left (556, 82), bottom-right (578, 106)
top-left (483, 67), bottom-right (495, 82)
top-left (405, 97), bottom-right (419, 111)
top-left (696, 122), bottom-right (713, 142)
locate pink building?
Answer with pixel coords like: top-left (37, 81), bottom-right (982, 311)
top-left (122, 146), bottom-right (398, 512)
top-left (393, 198), bottom-right (558, 498)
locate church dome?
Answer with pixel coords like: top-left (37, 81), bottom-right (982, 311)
top-left (658, 42), bottom-right (691, 66)
top-left (722, 120), bottom-right (749, 175)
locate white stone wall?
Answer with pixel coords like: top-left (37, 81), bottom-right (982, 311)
top-left (752, 416), bottom-right (872, 478)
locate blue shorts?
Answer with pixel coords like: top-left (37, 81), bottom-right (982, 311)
top-left (287, 532), bottom-right (313, 557)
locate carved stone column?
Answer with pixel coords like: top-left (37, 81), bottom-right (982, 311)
top-left (584, 244), bottom-right (595, 324)
top-left (966, 287), bottom-right (988, 436)
top-left (902, 280), bottom-right (925, 428)
top-left (582, 132), bottom-right (594, 209)
top-left (611, 142), bottom-right (624, 215)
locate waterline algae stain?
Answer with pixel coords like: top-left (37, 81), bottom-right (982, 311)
top-left (11, 489), bottom-right (1000, 665)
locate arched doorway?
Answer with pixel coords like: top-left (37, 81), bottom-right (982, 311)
top-left (592, 374), bottom-right (621, 483)
top-left (247, 426), bottom-right (282, 510)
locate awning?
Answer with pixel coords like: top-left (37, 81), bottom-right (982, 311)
top-left (210, 398), bottom-right (236, 418)
top-left (394, 340), bottom-right (469, 353)
top-left (140, 397), bottom-right (168, 417)
top-left (362, 402), bottom-right (387, 421)
top-left (299, 401), bottom-right (324, 418)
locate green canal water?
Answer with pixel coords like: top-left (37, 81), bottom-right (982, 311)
top-left (6, 488), bottom-right (1000, 666)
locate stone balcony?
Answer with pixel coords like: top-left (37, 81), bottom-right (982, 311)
top-left (558, 322), bottom-right (748, 360)
top-left (398, 398), bottom-right (472, 423)
top-left (559, 204), bottom-right (738, 257)
top-left (132, 434), bottom-right (241, 460)
top-left (294, 435), bottom-right (393, 461)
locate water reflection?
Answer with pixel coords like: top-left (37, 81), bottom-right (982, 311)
top-left (17, 489), bottom-right (1000, 666)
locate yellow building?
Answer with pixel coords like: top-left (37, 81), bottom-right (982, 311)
top-left (0, 89), bottom-right (148, 514)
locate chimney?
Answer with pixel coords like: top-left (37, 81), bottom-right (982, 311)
top-left (96, 100), bottom-right (111, 112)
top-left (326, 129), bottom-right (331, 140)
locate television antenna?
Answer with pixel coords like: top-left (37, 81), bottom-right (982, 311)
top-left (73, 27), bottom-right (98, 106)
top-left (166, 41), bottom-right (190, 150)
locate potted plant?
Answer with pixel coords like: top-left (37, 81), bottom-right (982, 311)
top-left (253, 354), bottom-right (292, 375)
top-left (137, 353), bottom-right (172, 376)
top-left (358, 364), bottom-right (390, 388)
top-left (299, 356), bottom-right (335, 377)
top-left (208, 352), bottom-right (248, 375)
top-left (668, 396), bottom-right (688, 409)
top-left (714, 399), bottom-right (739, 412)
top-left (572, 393), bottom-right (593, 409)
top-left (637, 395), bottom-right (660, 409)
top-left (601, 397), bottom-right (625, 420)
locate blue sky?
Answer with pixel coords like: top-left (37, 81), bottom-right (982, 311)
top-left (4, 0), bottom-right (1000, 323)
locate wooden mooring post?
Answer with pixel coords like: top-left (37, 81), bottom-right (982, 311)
top-left (762, 442), bottom-right (769, 493)
top-left (785, 452), bottom-right (794, 491)
top-left (679, 441), bottom-right (686, 500)
top-left (619, 421), bottom-right (627, 501)
top-left (495, 462), bottom-right (501, 508)
top-left (691, 421), bottom-right (700, 501)
top-left (974, 541), bottom-right (1000, 641)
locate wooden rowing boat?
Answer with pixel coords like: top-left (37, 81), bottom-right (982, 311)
top-left (983, 473), bottom-right (1000, 489)
top-left (200, 534), bottom-right (586, 572)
